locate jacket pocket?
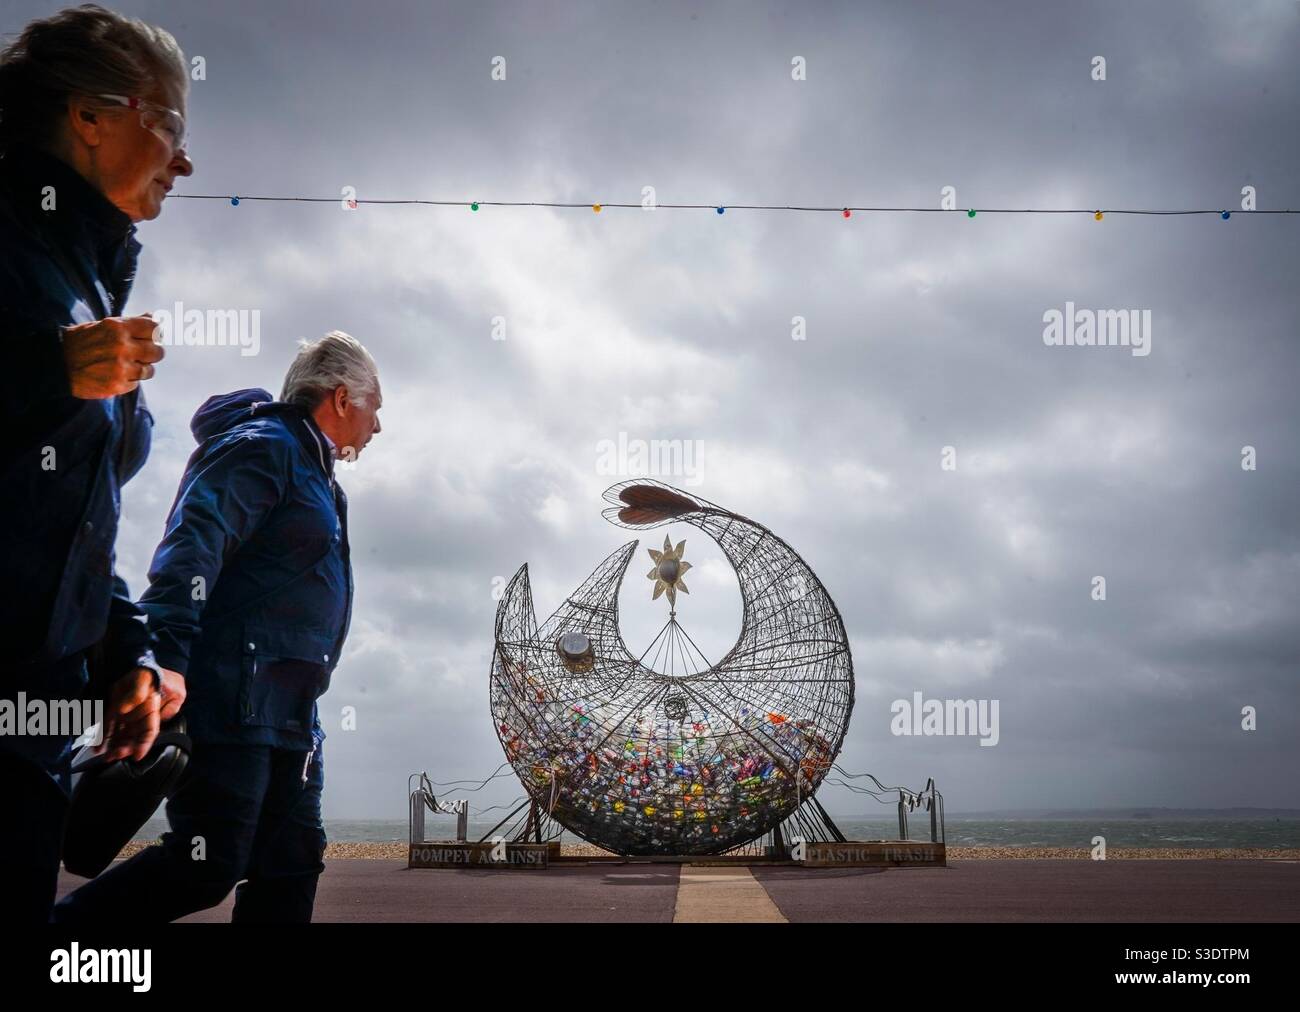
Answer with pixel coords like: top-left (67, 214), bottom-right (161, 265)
top-left (238, 624), bottom-right (333, 733)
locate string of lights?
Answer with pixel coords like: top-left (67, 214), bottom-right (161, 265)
top-left (168, 194), bottom-right (1297, 220)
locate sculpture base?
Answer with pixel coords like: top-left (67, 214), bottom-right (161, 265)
top-left (407, 839), bottom-right (944, 869)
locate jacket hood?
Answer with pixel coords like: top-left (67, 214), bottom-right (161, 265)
top-left (189, 388), bottom-right (335, 480)
top-left (191, 388), bottom-right (290, 442)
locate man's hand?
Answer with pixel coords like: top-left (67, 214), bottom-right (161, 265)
top-left (102, 667), bottom-right (161, 762)
top-left (158, 667), bottom-right (186, 721)
top-left (62, 315), bottom-right (165, 399)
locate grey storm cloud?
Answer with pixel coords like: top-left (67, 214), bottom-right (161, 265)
top-left (6, 0), bottom-right (1296, 816)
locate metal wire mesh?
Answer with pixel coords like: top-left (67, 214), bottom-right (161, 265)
top-left (490, 480), bottom-right (855, 855)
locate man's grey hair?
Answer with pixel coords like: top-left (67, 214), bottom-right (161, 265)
top-left (281, 330), bottom-right (380, 411)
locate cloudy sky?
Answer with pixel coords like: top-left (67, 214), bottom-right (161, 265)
top-left (7, 0), bottom-right (1297, 818)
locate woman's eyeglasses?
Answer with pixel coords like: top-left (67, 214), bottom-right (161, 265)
top-left (95, 94), bottom-right (187, 153)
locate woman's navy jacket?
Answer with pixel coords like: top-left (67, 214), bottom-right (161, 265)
top-left (140, 388), bottom-right (352, 749)
top-left (0, 146), bottom-right (157, 769)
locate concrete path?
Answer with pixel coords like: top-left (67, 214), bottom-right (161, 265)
top-left (53, 858), bottom-right (1300, 922)
top-left (673, 866), bottom-right (787, 922)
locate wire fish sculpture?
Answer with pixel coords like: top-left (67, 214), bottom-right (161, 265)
top-left (490, 479), bottom-right (855, 855)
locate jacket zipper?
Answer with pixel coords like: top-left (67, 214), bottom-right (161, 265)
top-left (301, 741), bottom-right (316, 784)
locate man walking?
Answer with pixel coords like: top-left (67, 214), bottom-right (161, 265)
top-left (54, 330), bottom-right (382, 923)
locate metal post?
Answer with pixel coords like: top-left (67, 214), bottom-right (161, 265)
top-left (456, 801), bottom-right (468, 843)
top-left (897, 792), bottom-right (907, 840)
top-left (409, 790), bottom-right (425, 845)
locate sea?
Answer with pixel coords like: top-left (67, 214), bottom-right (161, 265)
top-left (136, 815), bottom-right (1300, 848)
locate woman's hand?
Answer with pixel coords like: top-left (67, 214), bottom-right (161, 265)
top-left (61, 315), bottom-right (165, 398)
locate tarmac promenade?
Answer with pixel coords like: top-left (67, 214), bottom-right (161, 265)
top-left (54, 857), bottom-right (1300, 922)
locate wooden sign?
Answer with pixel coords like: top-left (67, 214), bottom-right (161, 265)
top-left (802, 841), bottom-right (946, 867)
top-left (408, 841), bottom-right (556, 869)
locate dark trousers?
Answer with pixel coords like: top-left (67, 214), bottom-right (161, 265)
top-left (1, 651), bottom-right (86, 923)
top-left (0, 750), bottom-right (69, 923)
top-left (53, 738), bottom-right (326, 924)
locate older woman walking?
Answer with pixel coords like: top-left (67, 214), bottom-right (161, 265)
top-left (0, 4), bottom-right (194, 922)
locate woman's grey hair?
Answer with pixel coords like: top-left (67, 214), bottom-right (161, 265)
top-left (281, 331), bottom-right (380, 411)
top-left (0, 3), bottom-right (188, 154)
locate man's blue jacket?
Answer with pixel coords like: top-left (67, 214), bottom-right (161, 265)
top-left (141, 388), bottom-right (352, 749)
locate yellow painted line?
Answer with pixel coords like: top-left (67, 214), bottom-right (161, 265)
top-left (672, 865), bottom-right (787, 922)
